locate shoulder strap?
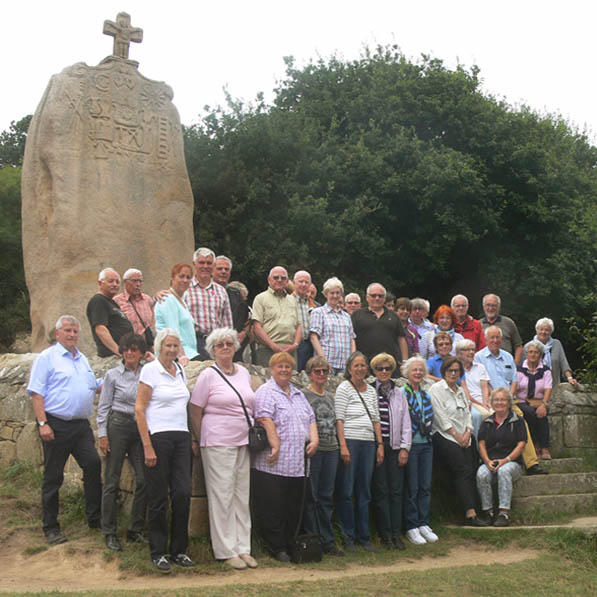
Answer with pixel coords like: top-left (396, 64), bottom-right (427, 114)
top-left (350, 381), bottom-right (375, 426)
top-left (128, 297), bottom-right (148, 331)
top-left (209, 366), bottom-right (252, 428)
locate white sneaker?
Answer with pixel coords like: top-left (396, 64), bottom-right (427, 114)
top-left (419, 525), bottom-right (438, 543)
top-left (406, 528), bottom-right (427, 545)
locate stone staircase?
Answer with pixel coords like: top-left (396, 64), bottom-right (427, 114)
top-left (511, 457), bottom-right (597, 520)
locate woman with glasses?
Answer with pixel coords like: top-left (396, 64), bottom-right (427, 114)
top-left (370, 353), bottom-right (412, 550)
top-left (429, 356), bottom-right (487, 526)
top-left (189, 327), bottom-right (257, 570)
top-left (302, 356), bottom-right (343, 556)
top-left (310, 277), bottom-right (356, 375)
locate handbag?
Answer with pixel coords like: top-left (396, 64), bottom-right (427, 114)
top-left (290, 448), bottom-right (323, 564)
top-left (209, 366), bottom-right (269, 453)
top-left (526, 397), bottom-right (545, 409)
top-left (128, 298), bottom-right (155, 348)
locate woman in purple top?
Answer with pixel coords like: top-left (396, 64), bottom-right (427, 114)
top-left (189, 327), bottom-right (257, 570)
top-left (251, 352), bottom-right (319, 562)
top-left (396, 297), bottom-right (420, 357)
top-left (516, 339), bottom-right (553, 460)
top-left (370, 352), bottom-right (412, 551)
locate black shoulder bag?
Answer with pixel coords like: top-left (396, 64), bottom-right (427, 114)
top-left (209, 366), bottom-right (269, 453)
top-left (128, 298), bottom-right (155, 348)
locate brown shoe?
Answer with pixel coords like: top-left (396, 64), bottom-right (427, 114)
top-left (541, 448), bottom-right (552, 460)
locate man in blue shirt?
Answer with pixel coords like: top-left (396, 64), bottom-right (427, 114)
top-left (27, 315), bottom-right (102, 544)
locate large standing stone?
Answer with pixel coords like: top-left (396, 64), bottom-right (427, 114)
top-left (21, 13), bottom-right (195, 353)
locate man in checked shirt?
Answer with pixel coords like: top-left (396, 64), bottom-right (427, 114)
top-left (184, 247), bottom-right (233, 360)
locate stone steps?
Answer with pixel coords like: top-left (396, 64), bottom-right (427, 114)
top-left (512, 492), bottom-right (597, 515)
top-left (513, 472), bottom-right (597, 498)
top-left (540, 457), bottom-right (584, 474)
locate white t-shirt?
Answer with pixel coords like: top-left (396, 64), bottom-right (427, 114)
top-left (464, 362), bottom-right (490, 401)
top-left (139, 359), bottom-right (190, 434)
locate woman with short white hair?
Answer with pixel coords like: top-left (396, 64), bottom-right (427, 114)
top-left (310, 277), bottom-right (356, 375)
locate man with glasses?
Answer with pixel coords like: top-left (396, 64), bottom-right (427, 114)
top-left (344, 293), bottom-right (362, 316)
top-left (114, 268), bottom-right (155, 347)
top-left (451, 294), bottom-right (485, 352)
top-left (251, 266), bottom-right (302, 367)
top-left (351, 283), bottom-right (408, 366)
top-left (409, 298), bottom-right (435, 338)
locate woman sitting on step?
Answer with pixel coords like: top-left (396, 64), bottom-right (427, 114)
top-left (476, 387), bottom-right (527, 527)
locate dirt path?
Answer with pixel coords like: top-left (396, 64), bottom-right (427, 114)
top-left (1, 543), bottom-right (540, 594)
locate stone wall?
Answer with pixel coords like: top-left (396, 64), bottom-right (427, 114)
top-left (1, 352), bottom-right (595, 533)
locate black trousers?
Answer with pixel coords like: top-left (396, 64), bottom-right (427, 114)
top-left (432, 433), bottom-right (478, 513)
top-left (144, 431), bottom-right (191, 559)
top-left (41, 414), bottom-right (102, 534)
top-left (251, 469), bottom-right (304, 554)
top-left (518, 402), bottom-right (550, 448)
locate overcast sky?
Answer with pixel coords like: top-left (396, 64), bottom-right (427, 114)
top-left (3, 1), bottom-right (596, 142)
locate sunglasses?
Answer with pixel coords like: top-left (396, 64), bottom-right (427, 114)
top-left (271, 275), bottom-right (288, 281)
top-left (312, 368), bottom-right (329, 375)
top-left (214, 341), bottom-right (235, 349)
top-left (368, 293), bottom-right (385, 299)
top-left (375, 366), bottom-right (393, 372)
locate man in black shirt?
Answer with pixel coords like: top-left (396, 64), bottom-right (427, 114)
top-left (351, 283), bottom-right (408, 365)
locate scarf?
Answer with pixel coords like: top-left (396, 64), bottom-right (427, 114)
top-left (403, 382), bottom-right (434, 439)
top-left (534, 334), bottom-right (553, 368)
top-left (517, 363), bottom-right (547, 398)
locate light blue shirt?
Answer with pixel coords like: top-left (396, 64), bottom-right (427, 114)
top-left (409, 318), bottom-right (435, 338)
top-left (154, 293), bottom-right (198, 360)
top-left (27, 343), bottom-right (99, 420)
top-left (474, 347), bottom-right (516, 390)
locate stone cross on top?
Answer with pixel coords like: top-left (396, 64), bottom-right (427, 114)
top-left (103, 12), bottom-right (143, 60)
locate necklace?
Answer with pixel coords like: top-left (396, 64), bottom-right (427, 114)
top-left (170, 287), bottom-right (187, 307)
top-left (217, 363), bottom-right (235, 376)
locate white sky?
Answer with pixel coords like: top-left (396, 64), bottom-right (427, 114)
top-left (3, 1), bottom-right (596, 142)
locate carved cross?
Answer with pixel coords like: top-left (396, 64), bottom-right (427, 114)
top-left (103, 12), bottom-right (143, 60)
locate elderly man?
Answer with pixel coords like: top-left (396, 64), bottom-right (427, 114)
top-left (481, 294), bottom-right (523, 363)
top-left (87, 268), bottom-right (134, 357)
top-left (409, 297), bottom-right (435, 338)
top-left (251, 266), bottom-right (302, 367)
top-left (293, 270), bottom-right (316, 371)
top-left (352, 283), bottom-right (408, 365)
top-left (114, 268), bottom-right (155, 347)
top-left (184, 248), bottom-right (233, 360)
top-left (344, 293), bottom-right (362, 316)
top-left (27, 315), bottom-right (102, 544)
top-left (474, 326), bottom-right (546, 475)
top-left (451, 294), bottom-right (486, 351)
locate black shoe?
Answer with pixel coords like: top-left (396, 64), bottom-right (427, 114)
top-left (465, 515), bottom-right (490, 527)
top-left (323, 544), bottom-right (345, 556)
top-left (105, 534), bottom-right (122, 551)
top-left (358, 541), bottom-right (378, 553)
top-left (172, 553), bottom-right (197, 567)
top-left (494, 513), bottom-right (510, 527)
top-left (126, 530), bottom-right (149, 544)
top-left (343, 541), bottom-right (358, 553)
top-left (88, 519), bottom-right (101, 530)
top-left (527, 464), bottom-right (548, 475)
top-left (152, 555), bottom-right (172, 573)
top-left (392, 537), bottom-right (407, 551)
top-left (480, 511), bottom-right (494, 526)
top-left (274, 550), bottom-right (291, 562)
top-left (46, 529), bottom-right (68, 545)
top-left (381, 537), bottom-right (395, 550)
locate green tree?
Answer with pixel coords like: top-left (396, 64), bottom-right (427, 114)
top-left (0, 115), bottom-right (32, 168)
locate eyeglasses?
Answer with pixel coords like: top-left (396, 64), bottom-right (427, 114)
top-left (374, 366), bottom-right (393, 372)
top-left (346, 301), bottom-right (360, 305)
top-left (214, 341), bottom-right (235, 349)
top-left (368, 293), bottom-right (385, 299)
top-left (271, 275), bottom-right (288, 281)
top-left (128, 278), bottom-right (143, 284)
top-left (446, 368), bottom-right (461, 375)
top-left (312, 368), bottom-right (329, 375)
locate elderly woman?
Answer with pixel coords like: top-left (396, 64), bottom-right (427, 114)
top-left (420, 305), bottom-right (464, 360)
top-left (97, 333), bottom-right (148, 552)
top-left (154, 263), bottom-right (198, 366)
top-left (135, 328), bottom-right (195, 573)
top-left (189, 328), bottom-right (257, 570)
top-left (302, 356), bottom-right (342, 556)
top-left (335, 352), bottom-right (384, 553)
top-left (310, 277), bottom-right (356, 375)
top-left (402, 356), bottom-right (437, 545)
top-left (455, 339), bottom-right (492, 437)
top-left (370, 353), bottom-right (412, 551)
top-left (251, 352), bottom-right (319, 562)
top-left (429, 357), bottom-right (487, 527)
top-left (426, 332), bottom-right (454, 381)
top-left (396, 297), bottom-right (420, 357)
top-left (477, 388), bottom-right (527, 526)
top-left (532, 318), bottom-right (579, 389)
top-left (516, 339), bottom-right (553, 460)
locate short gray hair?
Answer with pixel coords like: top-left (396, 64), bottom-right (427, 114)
top-left (484, 325), bottom-right (503, 339)
top-left (411, 298), bottom-right (427, 310)
top-left (215, 255), bottom-right (232, 269)
top-left (323, 276), bottom-right (344, 296)
top-left (451, 294), bottom-right (469, 308)
top-left (123, 268), bottom-right (142, 280)
top-left (293, 270), bottom-right (311, 282)
top-left (525, 339), bottom-right (545, 355)
top-left (56, 315), bottom-right (81, 330)
top-left (400, 355), bottom-right (428, 378)
top-left (366, 283), bottom-right (386, 297)
top-left (483, 293), bottom-right (501, 308)
top-left (193, 247), bottom-right (215, 262)
top-left (455, 339), bottom-right (475, 353)
top-left (154, 328), bottom-right (182, 355)
top-left (489, 387), bottom-right (514, 409)
top-left (228, 281), bottom-right (248, 298)
top-left (345, 292), bottom-right (361, 303)
top-left (205, 327), bottom-right (240, 357)
top-left (535, 317), bottom-right (554, 334)
top-left (98, 268), bottom-right (119, 282)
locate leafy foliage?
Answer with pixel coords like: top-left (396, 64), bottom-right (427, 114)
top-left (0, 115), bottom-right (31, 168)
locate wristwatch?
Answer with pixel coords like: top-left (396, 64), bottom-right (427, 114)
top-left (39, 420), bottom-right (47, 427)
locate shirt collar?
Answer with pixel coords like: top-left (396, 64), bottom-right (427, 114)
top-left (56, 342), bottom-right (82, 360)
top-left (191, 277), bottom-right (214, 290)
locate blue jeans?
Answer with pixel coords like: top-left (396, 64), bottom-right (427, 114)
top-left (296, 340), bottom-right (314, 372)
top-left (335, 439), bottom-right (376, 544)
top-left (372, 441), bottom-right (406, 539)
top-left (304, 449), bottom-right (339, 547)
top-left (405, 442), bottom-right (433, 530)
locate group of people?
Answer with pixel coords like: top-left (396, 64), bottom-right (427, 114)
top-left (26, 251), bottom-right (579, 571)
